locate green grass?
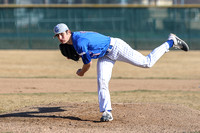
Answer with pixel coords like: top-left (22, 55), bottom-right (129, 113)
top-left (0, 90), bottom-right (200, 114)
top-left (0, 50), bottom-right (200, 79)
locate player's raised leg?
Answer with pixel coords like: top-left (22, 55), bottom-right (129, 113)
top-left (112, 38), bottom-right (169, 68)
top-left (109, 34), bottom-right (189, 68)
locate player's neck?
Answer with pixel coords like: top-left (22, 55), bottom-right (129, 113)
top-left (67, 36), bottom-right (73, 45)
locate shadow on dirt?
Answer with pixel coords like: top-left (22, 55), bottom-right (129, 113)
top-left (0, 107), bottom-right (85, 121)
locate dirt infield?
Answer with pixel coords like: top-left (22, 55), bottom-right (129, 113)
top-left (0, 102), bottom-right (200, 133)
top-left (0, 78), bottom-right (199, 94)
top-left (0, 78), bottom-right (200, 133)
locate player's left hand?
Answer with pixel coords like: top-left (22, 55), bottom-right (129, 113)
top-left (76, 69), bottom-right (84, 76)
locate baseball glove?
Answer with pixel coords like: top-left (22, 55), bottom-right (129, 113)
top-left (59, 44), bottom-right (80, 61)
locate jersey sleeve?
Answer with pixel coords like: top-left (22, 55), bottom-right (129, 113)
top-left (76, 38), bottom-right (89, 56)
top-left (81, 52), bottom-right (91, 64)
top-left (76, 38), bottom-right (91, 64)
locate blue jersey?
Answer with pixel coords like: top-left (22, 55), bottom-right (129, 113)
top-left (72, 31), bottom-right (111, 64)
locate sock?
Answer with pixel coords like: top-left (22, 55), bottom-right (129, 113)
top-left (167, 40), bottom-right (174, 48)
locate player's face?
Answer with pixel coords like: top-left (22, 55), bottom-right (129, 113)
top-left (57, 31), bottom-right (71, 44)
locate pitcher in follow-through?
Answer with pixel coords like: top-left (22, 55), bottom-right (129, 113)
top-left (53, 23), bottom-right (189, 122)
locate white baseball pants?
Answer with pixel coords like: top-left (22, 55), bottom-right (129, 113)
top-left (97, 38), bottom-right (170, 112)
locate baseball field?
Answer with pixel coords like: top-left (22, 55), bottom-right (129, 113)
top-left (0, 50), bottom-right (200, 132)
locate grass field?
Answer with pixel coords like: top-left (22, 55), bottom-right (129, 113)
top-left (0, 50), bottom-right (199, 79)
top-left (0, 50), bottom-right (199, 113)
top-left (0, 90), bottom-right (200, 114)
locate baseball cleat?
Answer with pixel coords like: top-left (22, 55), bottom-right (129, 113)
top-left (100, 111), bottom-right (113, 122)
top-left (168, 33), bottom-right (189, 51)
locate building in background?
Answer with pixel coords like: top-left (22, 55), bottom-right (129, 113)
top-left (0, 0), bottom-right (200, 5)
top-left (174, 0), bottom-right (200, 4)
top-left (141, 0), bottom-right (172, 5)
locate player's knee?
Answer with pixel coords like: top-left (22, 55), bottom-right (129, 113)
top-left (141, 63), bottom-right (153, 68)
top-left (143, 57), bottom-right (154, 68)
top-left (144, 64), bottom-right (153, 68)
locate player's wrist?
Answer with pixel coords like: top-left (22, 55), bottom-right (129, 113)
top-left (76, 69), bottom-right (84, 76)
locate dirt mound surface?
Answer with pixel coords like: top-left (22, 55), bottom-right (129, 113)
top-left (0, 103), bottom-right (200, 133)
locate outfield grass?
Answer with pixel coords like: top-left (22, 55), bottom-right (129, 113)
top-left (0, 50), bottom-right (199, 79)
top-left (0, 90), bottom-right (200, 114)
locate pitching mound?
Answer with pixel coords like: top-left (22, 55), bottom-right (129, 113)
top-left (0, 103), bottom-right (200, 133)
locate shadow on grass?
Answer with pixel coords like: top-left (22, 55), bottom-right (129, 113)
top-left (0, 107), bottom-right (100, 122)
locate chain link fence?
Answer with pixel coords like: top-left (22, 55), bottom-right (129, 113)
top-left (0, 5), bottom-right (200, 49)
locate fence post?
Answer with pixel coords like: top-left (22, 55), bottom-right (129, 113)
top-left (28, 10), bottom-right (32, 49)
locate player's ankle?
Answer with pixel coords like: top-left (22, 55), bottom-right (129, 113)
top-left (167, 40), bottom-right (174, 48)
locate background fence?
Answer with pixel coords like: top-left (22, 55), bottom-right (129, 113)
top-left (0, 5), bottom-right (200, 50)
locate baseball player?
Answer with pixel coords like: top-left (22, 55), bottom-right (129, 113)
top-left (53, 23), bottom-right (189, 122)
